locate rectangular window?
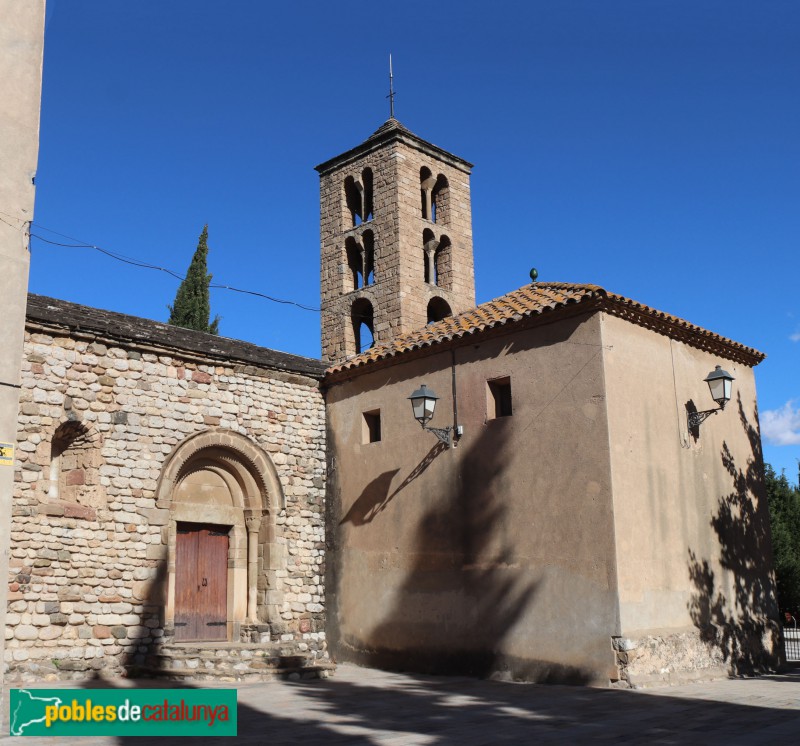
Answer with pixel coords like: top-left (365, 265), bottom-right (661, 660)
top-left (362, 409), bottom-right (382, 443)
top-left (487, 377), bottom-right (512, 419)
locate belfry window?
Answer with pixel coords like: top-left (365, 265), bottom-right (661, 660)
top-left (344, 175), bottom-right (363, 227)
top-left (420, 167), bottom-right (435, 220)
top-left (362, 230), bottom-right (375, 285)
top-left (422, 228), bottom-right (436, 283)
top-left (431, 174), bottom-right (449, 225)
top-left (352, 298), bottom-right (375, 353)
top-left (434, 235), bottom-right (452, 289)
top-left (362, 168), bottom-right (374, 222)
top-left (345, 236), bottom-right (363, 290)
top-left (427, 297), bottom-right (451, 324)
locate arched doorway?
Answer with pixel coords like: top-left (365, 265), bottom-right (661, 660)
top-left (154, 429), bottom-right (285, 643)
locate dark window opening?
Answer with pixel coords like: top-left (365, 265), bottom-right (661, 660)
top-left (363, 230), bottom-right (375, 285)
top-left (427, 297), bottom-right (452, 324)
top-left (433, 235), bottom-right (451, 289)
top-left (487, 377), bottom-right (512, 419)
top-left (345, 236), bottom-right (363, 290)
top-left (431, 174), bottom-right (449, 225)
top-left (362, 167), bottom-right (374, 221)
top-left (344, 175), bottom-right (363, 228)
top-left (352, 298), bottom-right (374, 353)
top-left (362, 410), bottom-right (382, 443)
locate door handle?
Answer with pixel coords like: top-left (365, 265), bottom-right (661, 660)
top-left (202, 577), bottom-right (208, 587)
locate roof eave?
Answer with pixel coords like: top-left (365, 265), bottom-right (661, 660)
top-left (315, 126), bottom-right (473, 176)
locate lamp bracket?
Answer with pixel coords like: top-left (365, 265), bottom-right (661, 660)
top-left (688, 407), bottom-right (720, 430)
top-left (423, 425), bottom-right (453, 447)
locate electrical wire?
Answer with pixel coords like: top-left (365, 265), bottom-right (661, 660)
top-left (15, 215), bottom-right (321, 312)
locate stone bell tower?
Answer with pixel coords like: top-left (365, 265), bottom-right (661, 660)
top-left (316, 119), bottom-right (476, 363)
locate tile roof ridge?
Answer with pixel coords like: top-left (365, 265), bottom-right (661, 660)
top-left (325, 280), bottom-right (764, 377)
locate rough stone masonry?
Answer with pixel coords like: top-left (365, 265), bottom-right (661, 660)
top-left (6, 295), bottom-right (328, 682)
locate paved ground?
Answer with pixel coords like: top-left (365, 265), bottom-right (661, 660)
top-left (1, 664), bottom-right (799, 744)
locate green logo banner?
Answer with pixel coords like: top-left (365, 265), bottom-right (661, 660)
top-left (9, 688), bottom-right (237, 737)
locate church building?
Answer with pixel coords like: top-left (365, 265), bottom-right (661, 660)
top-left (5, 116), bottom-right (780, 687)
top-left (318, 119), bottom-right (779, 686)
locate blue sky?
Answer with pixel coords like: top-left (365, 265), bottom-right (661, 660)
top-left (26, 0), bottom-right (799, 477)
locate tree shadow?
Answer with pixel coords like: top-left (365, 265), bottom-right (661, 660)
top-left (7, 663), bottom-right (800, 744)
top-left (331, 416), bottom-right (581, 683)
top-left (120, 558), bottom-right (169, 678)
top-left (687, 393), bottom-right (781, 675)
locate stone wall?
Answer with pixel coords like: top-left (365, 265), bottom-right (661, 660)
top-left (7, 313), bottom-right (327, 681)
top-left (611, 624), bottom-right (781, 688)
top-left (318, 120), bottom-right (475, 363)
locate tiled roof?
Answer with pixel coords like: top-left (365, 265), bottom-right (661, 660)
top-left (26, 294), bottom-right (327, 379)
top-left (326, 282), bottom-right (765, 376)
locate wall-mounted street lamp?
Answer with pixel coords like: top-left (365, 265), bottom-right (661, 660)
top-left (688, 365), bottom-right (735, 430)
top-left (408, 384), bottom-right (461, 447)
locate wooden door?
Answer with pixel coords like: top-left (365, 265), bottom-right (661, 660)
top-left (175, 524), bottom-right (229, 641)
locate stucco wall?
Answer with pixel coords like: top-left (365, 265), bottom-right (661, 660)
top-left (325, 312), bottom-right (620, 684)
top-left (601, 313), bottom-right (778, 684)
top-left (0, 0), bottom-right (45, 682)
top-left (7, 324), bottom-right (327, 681)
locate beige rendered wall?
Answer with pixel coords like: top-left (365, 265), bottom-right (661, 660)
top-left (0, 0), bottom-right (45, 684)
top-left (326, 312), bottom-right (621, 684)
top-left (601, 312), bottom-right (778, 683)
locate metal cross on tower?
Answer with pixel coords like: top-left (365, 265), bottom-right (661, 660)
top-left (387, 54), bottom-right (395, 119)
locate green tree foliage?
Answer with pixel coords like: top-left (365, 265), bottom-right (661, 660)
top-left (765, 463), bottom-right (800, 613)
top-left (168, 225), bottom-right (220, 334)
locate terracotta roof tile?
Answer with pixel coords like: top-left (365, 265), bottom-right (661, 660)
top-left (326, 282), bottom-right (764, 376)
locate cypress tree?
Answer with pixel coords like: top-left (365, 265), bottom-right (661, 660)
top-left (168, 225), bottom-right (220, 334)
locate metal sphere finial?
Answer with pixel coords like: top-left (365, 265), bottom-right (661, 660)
top-left (529, 267), bottom-right (538, 283)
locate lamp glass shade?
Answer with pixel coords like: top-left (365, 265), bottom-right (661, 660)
top-left (704, 365), bottom-right (734, 406)
top-left (409, 384), bottom-right (438, 425)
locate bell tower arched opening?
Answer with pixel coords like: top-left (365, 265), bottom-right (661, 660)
top-left (318, 119), bottom-right (476, 363)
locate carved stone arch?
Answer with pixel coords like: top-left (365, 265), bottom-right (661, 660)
top-left (156, 428), bottom-right (286, 642)
top-left (155, 427), bottom-right (285, 512)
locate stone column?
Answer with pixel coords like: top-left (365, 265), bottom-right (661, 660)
top-left (425, 249), bottom-right (435, 285)
top-left (245, 515), bottom-right (261, 622)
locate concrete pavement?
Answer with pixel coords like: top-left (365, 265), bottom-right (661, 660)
top-left (2, 663), bottom-right (799, 744)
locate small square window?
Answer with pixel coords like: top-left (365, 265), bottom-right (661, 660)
top-left (362, 409), bottom-right (382, 443)
top-left (487, 377), bottom-right (512, 419)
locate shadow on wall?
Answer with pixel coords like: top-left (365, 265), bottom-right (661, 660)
top-left (687, 393), bottom-right (781, 674)
top-left (120, 559), bottom-right (169, 678)
top-left (334, 419), bottom-right (591, 684)
top-left (340, 442), bottom-right (449, 526)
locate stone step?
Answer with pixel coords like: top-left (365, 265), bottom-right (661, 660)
top-left (134, 642), bottom-right (335, 682)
